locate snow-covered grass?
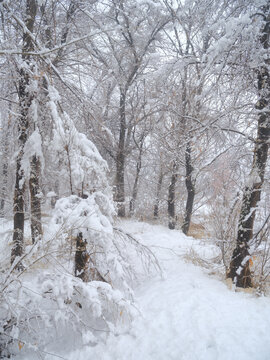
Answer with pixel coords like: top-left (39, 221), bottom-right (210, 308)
top-left (2, 219), bottom-right (270, 359)
top-left (68, 220), bottom-right (270, 360)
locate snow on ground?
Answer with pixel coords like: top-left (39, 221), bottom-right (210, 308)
top-left (2, 219), bottom-right (270, 360)
top-left (67, 220), bottom-right (270, 360)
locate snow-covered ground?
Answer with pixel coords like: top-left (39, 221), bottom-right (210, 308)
top-left (68, 220), bottom-right (270, 360)
top-left (2, 219), bottom-right (270, 360)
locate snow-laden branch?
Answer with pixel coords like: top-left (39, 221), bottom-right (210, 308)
top-left (0, 29), bottom-right (116, 57)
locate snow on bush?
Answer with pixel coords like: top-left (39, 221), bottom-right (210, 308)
top-left (0, 82), bottom-right (161, 358)
top-left (49, 193), bottom-right (161, 294)
top-left (0, 193), bottom-right (130, 358)
top-left (0, 194), bottom-right (161, 358)
top-left (48, 85), bottom-right (108, 196)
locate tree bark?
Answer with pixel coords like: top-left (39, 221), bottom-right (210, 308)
top-left (29, 155), bottom-right (42, 243)
top-left (182, 141), bottom-right (195, 235)
top-left (154, 167), bottom-right (164, 219)
top-left (0, 113), bottom-right (10, 217)
top-left (74, 233), bottom-right (106, 282)
top-left (115, 90), bottom-right (126, 217)
top-left (0, 161), bottom-right (8, 218)
top-left (75, 232), bottom-right (89, 282)
top-left (129, 136), bottom-right (143, 216)
top-left (227, 9), bottom-right (270, 288)
top-left (227, 111), bottom-right (270, 287)
top-left (168, 161), bottom-right (178, 229)
top-left (27, 0), bottom-right (42, 244)
top-left (11, 0), bottom-right (37, 265)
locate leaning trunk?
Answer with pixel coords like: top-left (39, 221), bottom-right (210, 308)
top-left (182, 141), bottom-right (195, 235)
top-left (227, 11), bottom-right (270, 288)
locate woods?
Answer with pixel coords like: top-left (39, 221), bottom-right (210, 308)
top-left (1, 0), bottom-right (270, 358)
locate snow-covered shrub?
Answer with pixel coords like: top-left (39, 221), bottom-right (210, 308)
top-left (48, 85), bottom-right (109, 197)
top-left (0, 193), bottom-right (132, 358)
top-left (49, 194), bottom-right (161, 293)
top-left (0, 193), bottom-right (161, 358)
top-left (0, 268), bottom-right (135, 358)
top-left (0, 81), bottom-right (161, 358)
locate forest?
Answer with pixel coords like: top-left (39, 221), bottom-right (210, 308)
top-left (1, 0), bottom-right (270, 359)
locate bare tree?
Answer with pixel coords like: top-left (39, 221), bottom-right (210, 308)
top-left (11, 0), bottom-right (37, 263)
top-left (227, 5), bottom-right (270, 288)
top-left (80, 0), bottom-right (169, 216)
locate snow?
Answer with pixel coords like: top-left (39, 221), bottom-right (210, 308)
top-left (2, 220), bottom-right (270, 359)
top-left (48, 85), bottom-right (109, 194)
top-left (66, 220), bottom-right (270, 360)
top-left (21, 129), bottom-right (44, 179)
top-left (46, 191), bottom-right (56, 198)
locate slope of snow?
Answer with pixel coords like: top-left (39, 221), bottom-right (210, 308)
top-left (67, 220), bottom-right (270, 360)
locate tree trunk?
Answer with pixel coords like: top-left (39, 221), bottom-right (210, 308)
top-left (29, 155), bottom-right (42, 243)
top-left (0, 117), bottom-right (10, 217)
top-left (129, 165), bottom-right (140, 216)
top-left (115, 90), bottom-right (126, 217)
top-left (168, 161), bottom-right (178, 229)
top-left (129, 137), bottom-right (143, 216)
top-left (154, 167), bottom-right (163, 219)
top-left (0, 160), bottom-right (8, 218)
top-left (75, 232), bottom-right (89, 282)
top-left (227, 112), bottom-right (270, 287)
top-left (74, 233), bottom-right (106, 282)
top-left (11, 0), bottom-right (37, 265)
top-left (182, 141), bottom-right (195, 235)
top-left (0, 101), bottom-right (12, 218)
top-left (227, 10), bottom-right (270, 288)
top-left (11, 153), bottom-right (26, 265)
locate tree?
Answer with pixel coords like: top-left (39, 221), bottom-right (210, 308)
top-left (11, 0), bottom-right (38, 263)
top-left (79, 0), bottom-right (169, 216)
top-left (227, 3), bottom-right (270, 288)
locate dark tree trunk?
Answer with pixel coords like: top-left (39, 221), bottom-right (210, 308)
top-left (0, 102), bottom-right (12, 218)
top-left (182, 141), bottom-right (195, 235)
top-left (11, 0), bottom-right (37, 265)
top-left (154, 167), bottom-right (163, 219)
top-left (0, 120), bottom-right (10, 218)
top-left (30, 155), bottom-right (42, 243)
top-left (129, 165), bottom-right (140, 216)
top-left (168, 161), bottom-right (178, 229)
top-left (0, 160), bottom-right (8, 218)
top-left (115, 90), bottom-right (126, 217)
top-left (227, 10), bottom-right (270, 288)
top-left (74, 233), bottom-right (106, 282)
top-left (75, 232), bottom-right (89, 282)
top-left (11, 153), bottom-right (26, 265)
top-left (227, 112), bottom-right (270, 287)
top-left (129, 137), bottom-right (143, 216)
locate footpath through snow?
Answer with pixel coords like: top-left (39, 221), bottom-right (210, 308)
top-left (68, 220), bottom-right (270, 360)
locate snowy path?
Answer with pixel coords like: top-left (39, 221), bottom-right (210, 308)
top-left (69, 221), bottom-right (270, 360)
